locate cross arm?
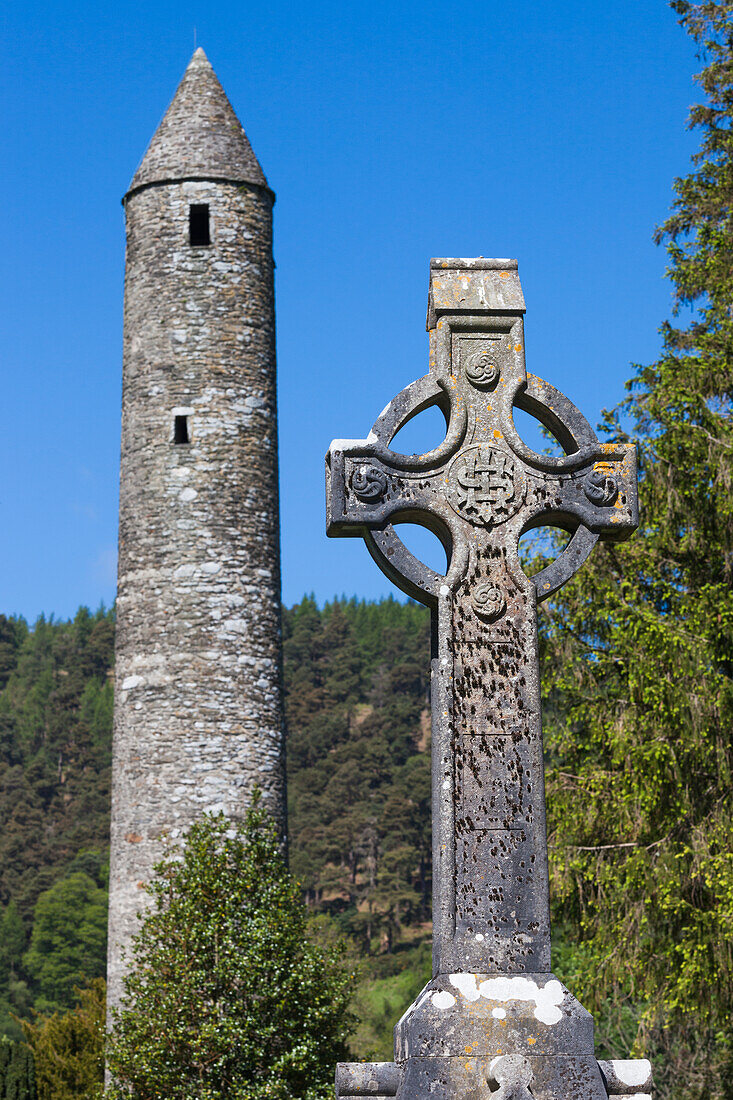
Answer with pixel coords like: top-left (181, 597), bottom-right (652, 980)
top-left (325, 436), bottom-right (462, 605)
top-left (518, 442), bottom-right (638, 542)
top-left (325, 372), bottom-right (465, 558)
top-left (325, 441), bottom-right (454, 540)
top-left (507, 437), bottom-right (637, 602)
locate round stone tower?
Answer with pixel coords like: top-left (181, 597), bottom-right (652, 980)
top-left (107, 48), bottom-right (285, 1010)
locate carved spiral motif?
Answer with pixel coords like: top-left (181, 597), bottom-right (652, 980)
top-left (471, 582), bottom-right (506, 622)
top-left (583, 466), bottom-right (618, 507)
top-left (465, 351), bottom-right (500, 389)
top-left (352, 465), bottom-right (387, 503)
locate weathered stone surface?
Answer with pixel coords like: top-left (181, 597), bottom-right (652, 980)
top-left (599, 1060), bottom-right (653, 1096)
top-left (107, 52), bottom-right (285, 1013)
top-left (328, 259), bottom-right (649, 1099)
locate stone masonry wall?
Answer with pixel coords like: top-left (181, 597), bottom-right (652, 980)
top-left (107, 178), bottom-right (285, 1009)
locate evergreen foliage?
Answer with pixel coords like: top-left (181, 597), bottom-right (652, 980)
top-left (21, 980), bottom-right (105, 1100)
top-left (24, 875), bottom-right (107, 1012)
top-left (0, 607), bottom-right (113, 1038)
top-left (0, 904), bottom-right (31, 1043)
top-left (105, 803), bottom-right (355, 1100)
top-left (0, 1036), bottom-right (36, 1100)
top-left (541, 4), bottom-right (733, 1096)
top-left (284, 597), bottom-right (431, 953)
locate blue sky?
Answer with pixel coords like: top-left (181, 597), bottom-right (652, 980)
top-left (2, 0), bottom-right (699, 621)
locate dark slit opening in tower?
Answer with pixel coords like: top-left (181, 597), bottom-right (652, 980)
top-left (174, 415), bottom-right (189, 444)
top-left (189, 204), bottom-right (210, 246)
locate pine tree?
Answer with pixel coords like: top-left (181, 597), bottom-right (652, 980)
top-left (24, 873), bottom-right (107, 1012)
top-left (0, 1036), bottom-right (36, 1100)
top-left (21, 979), bottom-right (105, 1100)
top-left (542, 4), bottom-right (733, 1097)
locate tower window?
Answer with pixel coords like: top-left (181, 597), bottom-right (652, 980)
top-left (189, 204), bottom-right (210, 246)
top-left (173, 415), bottom-right (190, 444)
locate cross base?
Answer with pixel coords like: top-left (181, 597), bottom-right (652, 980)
top-left (336, 973), bottom-right (652, 1100)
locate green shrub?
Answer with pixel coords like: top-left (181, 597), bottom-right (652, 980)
top-left (106, 801), bottom-right (355, 1099)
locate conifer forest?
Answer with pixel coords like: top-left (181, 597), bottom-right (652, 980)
top-left (3, 2), bottom-right (733, 1098)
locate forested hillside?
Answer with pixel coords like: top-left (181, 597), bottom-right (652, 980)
top-left (285, 597), bottom-right (431, 948)
top-left (0, 610), bottom-right (113, 1036)
top-left (0, 598), bottom-right (434, 1050)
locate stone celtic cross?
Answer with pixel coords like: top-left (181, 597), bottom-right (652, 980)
top-left (327, 260), bottom-right (652, 1100)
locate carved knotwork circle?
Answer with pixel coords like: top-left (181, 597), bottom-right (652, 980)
top-left (447, 445), bottom-right (526, 528)
top-left (465, 350), bottom-right (500, 389)
top-left (584, 466), bottom-right (618, 507)
top-left (351, 465), bottom-right (387, 503)
top-left (472, 582), bottom-right (506, 622)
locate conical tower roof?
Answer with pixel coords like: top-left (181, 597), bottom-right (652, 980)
top-left (126, 48), bottom-right (269, 197)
